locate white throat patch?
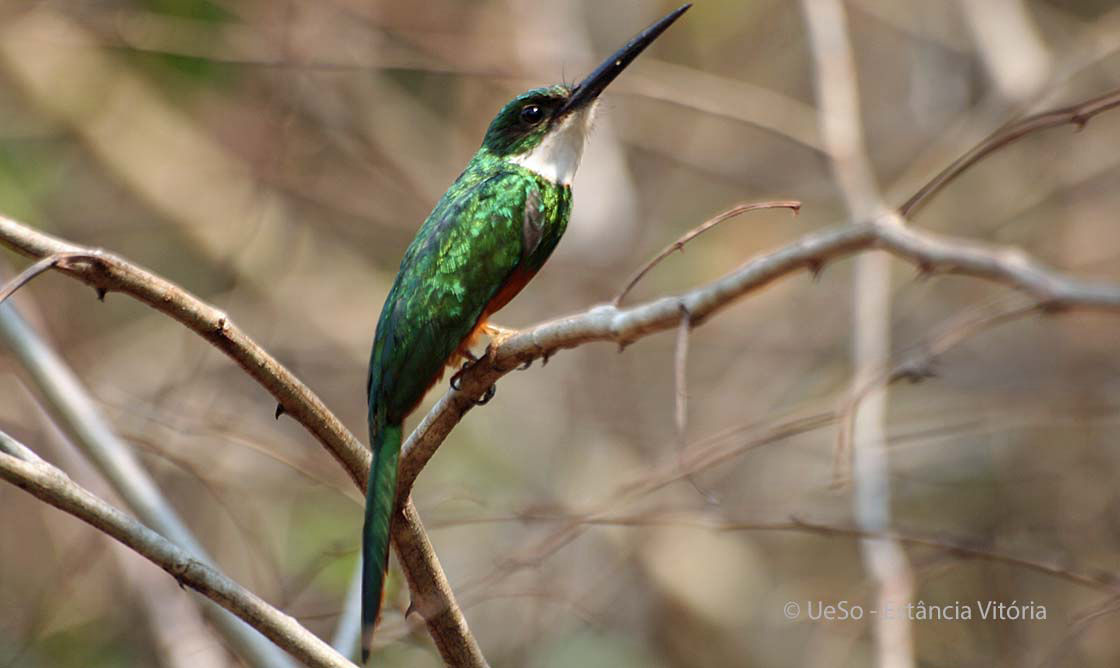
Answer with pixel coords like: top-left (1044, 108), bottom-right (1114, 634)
top-left (509, 105), bottom-right (595, 185)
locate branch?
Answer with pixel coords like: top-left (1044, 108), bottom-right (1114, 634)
top-left (0, 216), bottom-right (483, 668)
top-left (900, 87), bottom-right (1120, 218)
top-left (834, 297), bottom-right (1039, 483)
top-left (613, 200), bottom-right (800, 306)
top-left (526, 509), bottom-right (1120, 595)
top-left (0, 301), bottom-right (297, 668)
top-left (397, 216), bottom-right (1120, 499)
top-left (0, 432), bottom-right (354, 668)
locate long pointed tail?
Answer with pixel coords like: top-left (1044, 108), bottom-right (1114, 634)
top-left (361, 418), bottom-right (402, 663)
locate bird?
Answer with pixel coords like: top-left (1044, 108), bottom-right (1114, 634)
top-left (361, 5), bottom-right (691, 662)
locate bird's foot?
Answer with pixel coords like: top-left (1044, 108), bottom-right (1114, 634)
top-left (449, 360), bottom-right (472, 391)
top-left (482, 323), bottom-right (519, 360)
top-left (449, 358), bottom-right (498, 405)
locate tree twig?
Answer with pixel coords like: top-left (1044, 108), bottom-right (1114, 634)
top-left (613, 200), bottom-right (800, 306)
top-left (900, 87), bottom-right (1120, 218)
top-left (833, 296), bottom-right (1040, 483)
top-left (0, 253), bottom-right (98, 304)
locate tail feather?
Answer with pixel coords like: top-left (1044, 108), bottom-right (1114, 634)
top-left (361, 419), bottom-right (403, 664)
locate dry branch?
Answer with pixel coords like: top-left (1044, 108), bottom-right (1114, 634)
top-left (613, 200), bottom-right (801, 306)
top-left (901, 87), bottom-right (1120, 218)
top-left (0, 216), bottom-right (482, 668)
top-left (397, 215), bottom-right (1120, 501)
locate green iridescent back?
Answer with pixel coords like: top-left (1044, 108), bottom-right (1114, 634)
top-left (367, 152), bottom-right (571, 425)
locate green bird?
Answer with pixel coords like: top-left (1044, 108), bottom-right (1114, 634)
top-left (361, 5), bottom-right (690, 661)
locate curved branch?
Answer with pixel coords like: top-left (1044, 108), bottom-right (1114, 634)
top-left (0, 215), bottom-right (485, 668)
top-left (900, 87), bottom-right (1120, 218)
top-left (0, 433), bottom-right (353, 668)
top-left (397, 217), bottom-right (1120, 498)
top-left (0, 219), bottom-right (368, 488)
top-left (613, 200), bottom-right (801, 306)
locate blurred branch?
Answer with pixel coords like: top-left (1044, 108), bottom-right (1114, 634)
top-left (0, 431), bottom-right (353, 668)
top-left (520, 510), bottom-right (1120, 595)
top-left (835, 297), bottom-right (1039, 479)
top-left (801, 0), bottom-right (913, 666)
top-left (900, 87), bottom-right (1120, 218)
top-left (451, 507), bottom-right (1120, 595)
top-left (957, 0), bottom-right (1051, 101)
top-left (0, 302), bottom-right (296, 668)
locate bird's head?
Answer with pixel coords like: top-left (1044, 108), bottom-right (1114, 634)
top-left (480, 3), bottom-right (690, 185)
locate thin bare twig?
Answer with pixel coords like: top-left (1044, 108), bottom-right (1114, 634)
top-left (833, 296), bottom-right (1039, 484)
top-left (0, 253), bottom-right (98, 304)
top-left (900, 87), bottom-right (1120, 218)
top-left (464, 508), bottom-right (1120, 595)
top-left (613, 200), bottom-right (801, 306)
top-left (671, 305), bottom-right (716, 503)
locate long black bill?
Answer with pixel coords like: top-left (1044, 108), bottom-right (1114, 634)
top-left (558, 3), bottom-right (691, 116)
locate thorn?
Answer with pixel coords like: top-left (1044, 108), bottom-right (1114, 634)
top-left (95, 287), bottom-right (107, 301)
top-left (897, 359), bottom-right (938, 384)
top-left (519, 359), bottom-right (532, 370)
top-left (1039, 300), bottom-right (1068, 315)
top-left (275, 403), bottom-right (286, 419)
top-left (807, 259), bottom-right (824, 281)
top-left (915, 261), bottom-right (934, 280)
top-left (541, 351), bottom-right (553, 366)
top-left (1072, 115), bottom-right (1088, 132)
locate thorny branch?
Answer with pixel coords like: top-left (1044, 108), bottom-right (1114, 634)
top-left (613, 200), bottom-right (801, 306)
top-left (0, 216), bottom-right (484, 668)
top-left (900, 87), bottom-right (1120, 218)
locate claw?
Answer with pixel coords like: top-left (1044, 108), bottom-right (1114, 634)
top-left (475, 384), bottom-right (496, 405)
top-left (450, 361), bottom-right (471, 391)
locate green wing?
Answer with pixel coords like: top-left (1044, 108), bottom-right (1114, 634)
top-left (368, 167), bottom-right (537, 422)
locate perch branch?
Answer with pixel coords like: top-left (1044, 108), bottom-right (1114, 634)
top-left (397, 215), bottom-right (1120, 501)
top-left (0, 216), bottom-right (483, 668)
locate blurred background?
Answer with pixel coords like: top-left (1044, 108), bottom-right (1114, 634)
top-left (2, 0), bottom-right (1120, 666)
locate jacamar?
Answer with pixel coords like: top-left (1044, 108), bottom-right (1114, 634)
top-left (361, 5), bottom-right (690, 660)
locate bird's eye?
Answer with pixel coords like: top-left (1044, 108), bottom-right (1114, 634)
top-left (520, 104), bottom-right (544, 125)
